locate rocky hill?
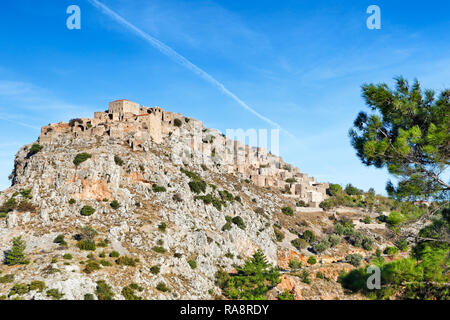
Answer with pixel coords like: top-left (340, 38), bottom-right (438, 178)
top-left (0, 100), bottom-right (400, 300)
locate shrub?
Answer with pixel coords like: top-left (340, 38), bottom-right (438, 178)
top-left (73, 152), bottom-right (92, 166)
top-left (274, 227), bottom-right (285, 242)
top-left (9, 283), bottom-right (30, 296)
top-left (395, 239), bottom-right (409, 252)
top-left (188, 180), bottom-right (206, 194)
top-left (291, 238), bottom-right (308, 251)
top-left (346, 254), bottom-right (363, 267)
top-left (115, 256), bottom-right (138, 267)
top-left (83, 261), bottom-right (101, 274)
top-left (122, 285), bottom-right (142, 300)
top-left (0, 197), bottom-right (17, 213)
top-left (387, 211), bottom-right (405, 228)
top-left (77, 240), bottom-right (96, 251)
top-left (79, 225), bottom-right (98, 240)
top-left (285, 178), bottom-right (296, 183)
top-left (334, 219), bottom-right (355, 236)
top-left (0, 274), bottom-right (14, 283)
top-left (53, 234), bottom-right (67, 247)
top-left (150, 265), bottom-right (160, 275)
top-left (281, 206), bottom-right (294, 216)
top-left (80, 205), bottom-right (95, 216)
top-left (114, 155), bottom-right (124, 166)
top-left (68, 198), bottom-right (76, 205)
top-left (362, 237), bottom-right (374, 251)
top-left (97, 240), bottom-right (108, 248)
top-left (173, 118), bottom-right (182, 127)
top-left (95, 280), bottom-right (114, 300)
top-left (156, 282), bottom-right (170, 292)
top-left (46, 288), bottom-right (64, 300)
top-left (20, 188), bottom-right (32, 199)
top-left (231, 216), bottom-right (246, 230)
top-left (313, 239), bottom-right (330, 253)
top-left (296, 200), bottom-right (308, 207)
top-left (187, 259), bottom-right (197, 269)
top-left (152, 246), bottom-right (167, 254)
top-left (362, 215), bottom-right (372, 224)
top-left (100, 260), bottom-right (112, 266)
top-left (316, 272), bottom-right (325, 279)
top-left (27, 144), bottom-right (43, 157)
top-left (109, 251), bottom-right (120, 258)
top-left (384, 246), bottom-right (399, 256)
top-left (63, 253), bottom-right (73, 260)
top-left (307, 256), bottom-right (317, 265)
top-left (84, 293), bottom-right (95, 300)
top-left (158, 222), bottom-right (167, 232)
top-left (110, 200), bottom-right (120, 210)
top-left (29, 281), bottom-right (46, 292)
top-left (289, 258), bottom-right (302, 269)
top-left (328, 234), bottom-right (341, 247)
top-left (278, 290), bottom-right (294, 300)
top-left (5, 237), bottom-right (29, 265)
top-left (302, 230), bottom-right (316, 243)
top-left (300, 270), bottom-right (311, 284)
top-left (152, 184), bottom-right (167, 193)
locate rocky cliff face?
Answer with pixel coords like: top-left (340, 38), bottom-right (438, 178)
top-left (0, 112), bottom-right (394, 300)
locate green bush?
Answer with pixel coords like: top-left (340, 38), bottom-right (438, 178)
top-left (152, 246), bottom-right (167, 254)
top-left (20, 188), bottom-right (32, 199)
top-left (302, 230), bottom-right (316, 242)
top-left (95, 280), bottom-right (114, 300)
top-left (232, 216), bottom-right (246, 230)
top-left (328, 234), bottom-right (341, 247)
top-left (346, 253), bottom-right (363, 267)
top-left (80, 205), bottom-right (95, 216)
top-left (187, 259), bottom-right (197, 269)
top-left (84, 293), bottom-right (95, 300)
top-left (73, 152), bottom-right (92, 166)
top-left (334, 219), bottom-right (355, 236)
top-left (0, 274), bottom-right (14, 283)
top-left (152, 184), bottom-right (167, 193)
top-left (387, 211), bottom-right (405, 228)
top-left (122, 285), bottom-right (142, 300)
top-left (9, 283), bottom-right (30, 296)
top-left (53, 234), bottom-right (67, 247)
top-left (46, 288), bottom-right (64, 300)
top-left (300, 270), bottom-right (310, 284)
top-left (288, 258), bottom-right (302, 269)
top-left (83, 261), bottom-right (101, 274)
top-left (281, 206), bottom-right (294, 216)
top-left (0, 197), bottom-right (17, 213)
top-left (307, 256), bottom-right (317, 265)
top-left (63, 254), bottom-right (73, 260)
top-left (156, 282), bottom-right (170, 292)
top-left (5, 237), bottom-right (29, 265)
top-left (277, 290), bottom-right (294, 300)
top-left (189, 180), bottom-right (207, 194)
top-left (395, 239), bottom-right (409, 252)
top-left (110, 200), bottom-right (120, 210)
top-left (313, 239), bottom-right (331, 253)
top-left (100, 259), bottom-right (112, 266)
top-left (27, 143), bottom-right (43, 157)
top-left (384, 246), bottom-right (399, 256)
top-left (150, 265), bottom-right (160, 274)
top-left (109, 251), bottom-right (120, 258)
top-left (158, 222), bottom-right (167, 232)
top-left (68, 198), bottom-right (76, 205)
top-left (195, 193), bottom-right (223, 211)
top-left (316, 272), bottom-right (325, 279)
top-left (274, 227), bottom-right (285, 242)
top-left (77, 239), bottom-right (96, 251)
top-left (115, 256), bottom-right (138, 267)
top-left (362, 215), bottom-right (372, 224)
top-left (291, 238), bottom-right (308, 251)
top-left (29, 281), bottom-right (46, 292)
top-left (114, 155), bottom-right (124, 166)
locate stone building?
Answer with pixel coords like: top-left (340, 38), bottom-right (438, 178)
top-left (38, 99), bottom-right (330, 207)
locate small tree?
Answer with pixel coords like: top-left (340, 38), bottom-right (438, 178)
top-left (5, 237), bottom-right (29, 265)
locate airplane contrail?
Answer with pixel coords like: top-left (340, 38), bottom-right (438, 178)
top-left (0, 116), bottom-right (40, 130)
top-left (88, 0), bottom-right (294, 138)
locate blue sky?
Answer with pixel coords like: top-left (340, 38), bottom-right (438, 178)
top-left (0, 0), bottom-right (449, 193)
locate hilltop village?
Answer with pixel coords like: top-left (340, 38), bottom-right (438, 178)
top-left (39, 99), bottom-right (329, 207)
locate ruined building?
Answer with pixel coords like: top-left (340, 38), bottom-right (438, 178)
top-left (39, 99), bottom-right (329, 207)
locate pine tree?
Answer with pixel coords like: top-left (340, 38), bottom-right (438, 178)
top-left (5, 236), bottom-right (29, 265)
